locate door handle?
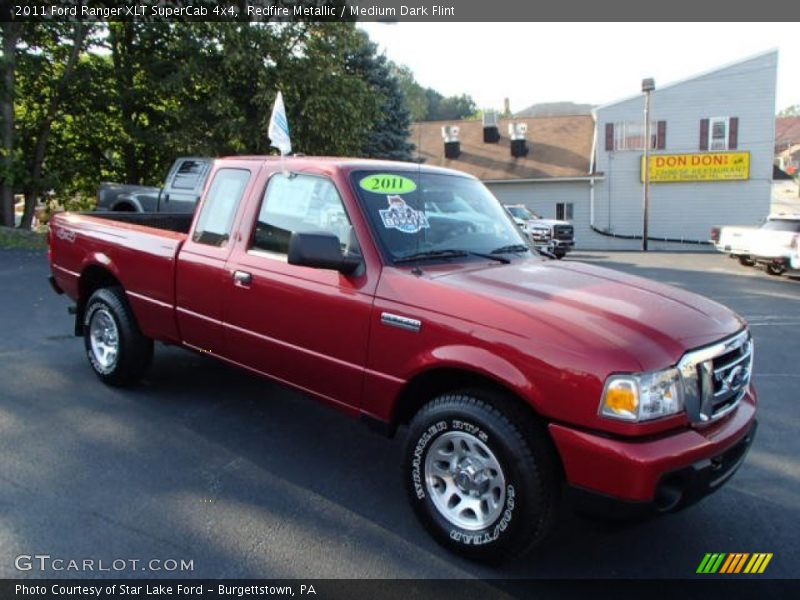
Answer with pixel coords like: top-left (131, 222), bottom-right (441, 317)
top-left (233, 270), bottom-right (252, 286)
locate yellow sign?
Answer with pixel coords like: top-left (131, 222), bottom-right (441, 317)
top-left (641, 152), bottom-right (750, 182)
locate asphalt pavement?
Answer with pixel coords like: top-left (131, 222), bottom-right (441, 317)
top-left (0, 249), bottom-right (797, 580)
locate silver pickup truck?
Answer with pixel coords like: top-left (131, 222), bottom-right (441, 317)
top-left (97, 157), bottom-right (212, 213)
top-left (504, 204), bottom-right (575, 259)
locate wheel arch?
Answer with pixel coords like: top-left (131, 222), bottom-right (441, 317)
top-left (75, 264), bottom-right (123, 336)
top-left (111, 196), bottom-right (143, 212)
top-left (391, 364), bottom-right (545, 432)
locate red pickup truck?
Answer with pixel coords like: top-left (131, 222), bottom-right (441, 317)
top-left (49, 157), bottom-right (757, 562)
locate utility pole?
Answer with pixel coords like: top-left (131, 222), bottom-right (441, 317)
top-left (642, 78), bottom-right (655, 252)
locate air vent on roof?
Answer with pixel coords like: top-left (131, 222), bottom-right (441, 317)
top-left (508, 122), bottom-right (529, 157)
top-left (442, 125), bottom-right (461, 159)
top-left (483, 110), bottom-right (500, 143)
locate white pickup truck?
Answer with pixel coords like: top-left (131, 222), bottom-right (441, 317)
top-left (711, 215), bottom-right (800, 274)
top-left (748, 216), bottom-right (800, 275)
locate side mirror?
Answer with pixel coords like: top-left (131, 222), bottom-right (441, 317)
top-left (287, 231), bottom-right (361, 275)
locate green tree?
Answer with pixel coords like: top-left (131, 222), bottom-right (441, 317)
top-left (427, 92), bottom-right (477, 121)
top-left (0, 22), bottom-right (20, 227)
top-left (347, 33), bottom-right (413, 161)
top-left (778, 105), bottom-right (800, 117)
top-left (392, 64), bottom-right (428, 122)
top-left (2, 19), bottom-right (407, 226)
top-left (15, 23), bottom-right (91, 228)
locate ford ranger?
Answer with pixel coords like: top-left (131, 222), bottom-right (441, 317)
top-left (49, 157), bottom-right (757, 563)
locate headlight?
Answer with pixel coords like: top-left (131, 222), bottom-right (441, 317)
top-left (600, 368), bottom-right (684, 422)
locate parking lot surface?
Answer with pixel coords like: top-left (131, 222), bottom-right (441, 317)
top-left (0, 249), bottom-right (797, 579)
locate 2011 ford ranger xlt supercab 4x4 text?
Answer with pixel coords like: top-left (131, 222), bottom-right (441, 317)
top-left (48, 157), bottom-right (757, 563)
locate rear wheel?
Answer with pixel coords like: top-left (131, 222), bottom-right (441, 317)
top-left (403, 390), bottom-right (559, 563)
top-left (84, 287), bottom-right (153, 386)
top-left (738, 256), bottom-right (755, 267)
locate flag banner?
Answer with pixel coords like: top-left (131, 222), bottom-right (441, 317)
top-left (268, 91), bottom-right (291, 156)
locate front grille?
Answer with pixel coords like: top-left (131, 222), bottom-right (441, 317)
top-left (553, 225), bottom-right (573, 240)
top-left (677, 331), bottom-right (753, 424)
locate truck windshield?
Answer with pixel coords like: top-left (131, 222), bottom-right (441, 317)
top-left (351, 170), bottom-right (529, 263)
top-left (506, 205), bottom-right (536, 220)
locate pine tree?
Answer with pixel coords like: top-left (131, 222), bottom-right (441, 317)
top-left (348, 35), bottom-right (414, 161)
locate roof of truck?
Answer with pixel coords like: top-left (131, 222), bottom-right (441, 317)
top-left (219, 155), bottom-right (477, 178)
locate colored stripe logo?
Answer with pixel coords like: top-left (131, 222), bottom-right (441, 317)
top-left (697, 553), bottom-right (773, 574)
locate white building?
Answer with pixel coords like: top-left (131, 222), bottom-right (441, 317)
top-left (411, 50), bottom-right (779, 250)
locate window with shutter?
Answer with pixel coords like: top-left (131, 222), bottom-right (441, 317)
top-left (610, 121), bottom-right (660, 151)
top-left (701, 117), bottom-right (734, 151)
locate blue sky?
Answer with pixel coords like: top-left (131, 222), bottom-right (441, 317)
top-left (359, 23), bottom-right (798, 114)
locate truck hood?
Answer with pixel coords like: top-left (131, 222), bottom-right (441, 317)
top-left (426, 258), bottom-right (745, 371)
top-left (528, 219), bottom-right (570, 227)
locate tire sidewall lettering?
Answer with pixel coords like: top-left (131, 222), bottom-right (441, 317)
top-left (413, 415), bottom-right (516, 547)
top-left (447, 484), bottom-right (516, 546)
top-left (411, 419), bottom-right (448, 499)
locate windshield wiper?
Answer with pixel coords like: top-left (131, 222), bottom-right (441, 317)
top-left (394, 249), bottom-right (510, 265)
top-left (490, 244), bottom-right (530, 255)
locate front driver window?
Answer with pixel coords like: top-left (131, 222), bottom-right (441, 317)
top-left (251, 173), bottom-right (360, 256)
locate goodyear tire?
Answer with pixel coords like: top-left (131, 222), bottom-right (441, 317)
top-left (403, 390), bottom-right (559, 563)
top-left (83, 287), bottom-right (153, 386)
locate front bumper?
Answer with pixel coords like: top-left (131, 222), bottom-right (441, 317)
top-left (549, 389), bottom-right (757, 516)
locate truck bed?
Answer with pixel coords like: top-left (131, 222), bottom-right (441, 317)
top-left (49, 211), bottom-right (188, 343)
top-left (91, 211), bottom-right (194, 234)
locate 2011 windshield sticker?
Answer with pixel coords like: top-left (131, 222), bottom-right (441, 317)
top-left (379, 196), bottom-right (429, 234)
top-left (359, 173), bottom-right (417, 194)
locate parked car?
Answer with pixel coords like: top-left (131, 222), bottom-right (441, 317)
top-left (49, 157), bottom-right (757, 563)
top-left (504, 204), bottom-right (574, 259)
top-left (711, 215), bottom-right (800, 270)
top-left (97, 157), bottom-right (212, 213)
top-left (747, 216), bottom-right (800, 276)
top-left (710, 224), bottom-right (758, 265)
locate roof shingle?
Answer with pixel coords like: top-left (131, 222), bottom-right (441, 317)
top-left (409, 115), bottom-right (594, 181)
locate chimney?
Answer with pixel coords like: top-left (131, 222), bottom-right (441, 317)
top-left (442, 125), bottom-right (461, 159)
top-left (503, 97), bottom-right (511, 117)
top-left (482, 110), bottom-right (500, 143)
top-left (508, 122), bottom-right (529, 157)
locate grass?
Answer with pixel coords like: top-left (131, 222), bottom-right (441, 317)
top-left (0, 226), bottom-right (48, 250)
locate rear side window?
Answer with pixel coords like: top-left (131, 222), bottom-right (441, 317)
top-left (762, 220), bottom-right (800, 232)
top-left (192, 169), bottom-right (250, 247)
top-left (250, 173), bottom-right (358, 256)
top-left (172, 160), bottom-right (208, 190)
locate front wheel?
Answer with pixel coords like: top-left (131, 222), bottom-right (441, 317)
top-left (403, 391), bottom-right (559, 563)
top-left (84, 287), bottom-right (153, 386)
